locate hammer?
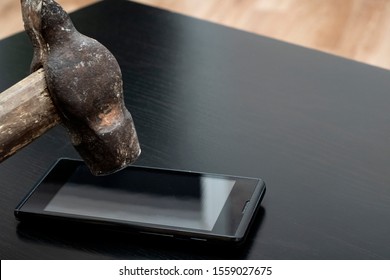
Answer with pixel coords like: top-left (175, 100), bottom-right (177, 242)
top-left (0, 0), bottom-right (141, 175)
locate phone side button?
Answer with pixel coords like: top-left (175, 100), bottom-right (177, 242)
top-left (140, 231), bottom-right (174, 238)
top-left (241, 200), bottom-right (250, 213)
top-left (190, 237), bottom-right (207, 242)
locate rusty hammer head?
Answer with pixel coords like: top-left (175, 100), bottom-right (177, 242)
top-left (21, 0), bottom-right (141, 175)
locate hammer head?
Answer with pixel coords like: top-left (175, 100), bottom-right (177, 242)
top-left (21, 0), bottom-right (141, 175)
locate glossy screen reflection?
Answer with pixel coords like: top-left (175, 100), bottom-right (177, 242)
top-left (45, 166), bottom-right (235, 231)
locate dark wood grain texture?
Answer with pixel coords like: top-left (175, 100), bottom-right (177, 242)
top-left (0, 0), bottom-right (389, 259)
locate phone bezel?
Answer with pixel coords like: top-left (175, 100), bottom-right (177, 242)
top-left (15, 158), bottom-right (266, 243)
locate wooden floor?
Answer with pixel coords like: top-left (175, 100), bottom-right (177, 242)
top-left (1, 0), bottom-right (390, 69)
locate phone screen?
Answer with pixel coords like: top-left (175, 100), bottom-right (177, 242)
top-left (44, 165), bottom-right (236, 231)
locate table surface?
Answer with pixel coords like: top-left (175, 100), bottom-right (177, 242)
top-left (1, 0), bottom-right (389, 260)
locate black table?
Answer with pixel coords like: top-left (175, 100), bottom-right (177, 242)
top-left (1, 0), bottom-right (389, 259)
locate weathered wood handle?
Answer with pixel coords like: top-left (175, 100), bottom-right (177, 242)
top-left (0, 69), bottom-right (60, 162)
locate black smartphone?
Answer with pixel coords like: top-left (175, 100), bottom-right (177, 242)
top-left (15, 158), bottom-right (266, 244)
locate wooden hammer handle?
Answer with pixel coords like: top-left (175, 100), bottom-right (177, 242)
top-left (0, 69), bottom-right (60, 162)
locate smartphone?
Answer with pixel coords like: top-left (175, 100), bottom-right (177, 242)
top-left (15, 158), bottom-right (266, 244)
